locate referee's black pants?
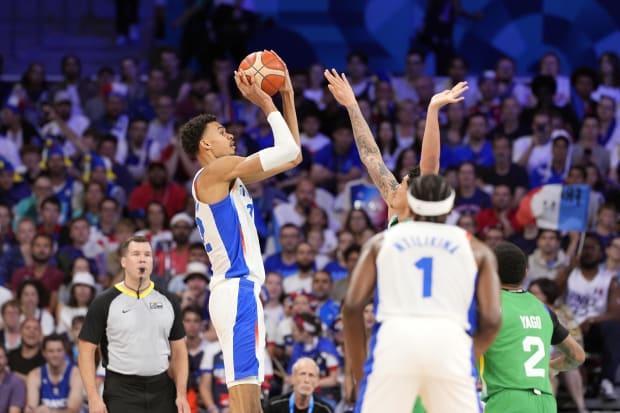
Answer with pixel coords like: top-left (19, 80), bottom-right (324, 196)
top-left (104, 370), bottom-right (177, 413)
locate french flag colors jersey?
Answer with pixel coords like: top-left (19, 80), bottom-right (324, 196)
top-left (192, 170), bottom-right (265, 289)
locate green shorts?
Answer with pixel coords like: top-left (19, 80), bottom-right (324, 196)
top-left (484, 389), bottom-right (556, 413)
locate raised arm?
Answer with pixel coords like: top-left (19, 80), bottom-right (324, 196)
top-left (324, 69), bottom-right (400, 207)
top-left (420, 82), bottom-right (468, 174)
top-left (342, 233), bottom-right (382, 391)
top-left (470, 236), bottom-right (502, 359)
top-left (241, 50), bottom-right (302, 185)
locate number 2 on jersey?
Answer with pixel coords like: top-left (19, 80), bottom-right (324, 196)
top-left (414, 257), bottom-right (433, 298)
top-left (522, 336), bottom-right (546, 377)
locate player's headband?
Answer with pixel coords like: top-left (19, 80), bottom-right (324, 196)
top-left (407, 190), bottom-right (455, 217)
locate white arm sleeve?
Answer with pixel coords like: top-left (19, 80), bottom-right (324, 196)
top-left (257, 111), bottom-right (300, 171)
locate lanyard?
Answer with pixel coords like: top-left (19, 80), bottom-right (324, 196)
top-left (289, 393), bottom-right (314, 413)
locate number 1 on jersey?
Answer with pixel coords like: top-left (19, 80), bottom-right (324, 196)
top-left (414, 257), bottom-right (433, 298)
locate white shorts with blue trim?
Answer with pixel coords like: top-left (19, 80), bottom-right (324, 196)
top-left (356, 318), bottom-right (481, 413)
top-left (208, 277), bottom-right (265, 387)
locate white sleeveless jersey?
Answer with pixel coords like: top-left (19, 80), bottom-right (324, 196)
top-left (566, 267), bottom-right (614, 325)
top-left (375, 221), bottom-right (478, 333)
top-left (192, 170), bottom-right (265, 289)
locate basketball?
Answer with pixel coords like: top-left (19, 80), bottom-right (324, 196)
top-left (238, 51), bottom-right (286, 96)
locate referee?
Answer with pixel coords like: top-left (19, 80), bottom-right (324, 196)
top-left (78, 236), bottom-right (190, 413)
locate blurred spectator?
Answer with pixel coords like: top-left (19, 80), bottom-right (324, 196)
top-left (375, 120), bottom-right (402, 172)
top-left (469, 71), bottom-right (500, 128)
top-left (0, 217), bottom-right (35, 287)
top-left (303, 206), bottom-right (337, 257)
top-left (128, 161), bottom-right (188, 219)
top-left (300, 110), bottom-right (330, 161)
top-left (7, 319), bottom-right (44, 380)
top-left (507, 222), bottom-right (539, 256)
top-left (476, 184), bottom-right (521, 239)
top-left (495, 56), bottom-right (529, 107)
top-left (55, 271), bottom-right (96, 335)
top-left (391, 50), bottom-right (425, 103)
top-left (602, 236), bottom-right (620, 279)
top-left (0, 300), bottom-right (22, 351)
top-left (96, 133), bottom-right (136, 195)
top-left (491, 96), bottom-right (529, 142)
top-left (570, 67), bottom-right (599, 123)
top-left (527, 229), bottom-right (569, 283)
top-left (312, 271), bottom-right (339, 329)
top-left (311, 123), bottom-right (363, 194)
top-left (158, 48), bottom-right (191, 101)
top-left (128, 66), bottom-right (167, 119)
top-left (513, 110), bottom-right (553, 173)
top-left (272, 178), bottom-right (318, 233)
top-left (0, 96), bottom-right (40, 168)
top-left (453, 162), bottom-right (491, 216)
top-left (93, 84), bottom-right (130, 146)
top-left (529, 130), bottom-right (571, 189)
top-left (83, 66), bottom-right (115, 122)
top-left (119, 57), bottom-right (146, 108)
top-left (134, 200), bottom-right (172, 250)
top-left (11, 234), bottom-right (63, 311)
top-left (36, 196), bottom-right (61, 245)
top-left (103, 218), bottom-right (136, 285)
top-left (175, 72), bottom-right (211, 122)
top-left (523, 74), bottom-right (578, 134)
top-left (74, 181), bottom-right (105, 227)
top-left (330, 244), bottom-right (361, 303)
top-left (264, 224), bottom-right (302, 278)
top-left (322, 230), bottom-right (354, 283)
top-left (592, 51), bottom-right (620, 104)
top-left (539, 52), bottom-right (571, 107)
top-left (115, 0), bottom-right (140, 45)
top-left (372, 80), bottom-right (397, 123)
top-left (593, 204), bottom-right (618, 248)
top-left (182, 262), bottom-right (211, 330)
top-left (16, 280), bottom-right (55, 336)
top-left (481, 225), bottom-right (505, 249)
top-left (155, 212), bottom-right (193, 283)
top-left (345, 51), bottom-right (375, 101)
top-left (304, 63), bottom-right (326, 106)
top-left (41, 141), bottom-right (83, 224)
top-left (148, 94), bottom-right (176, 149)
top-left (559, 234), bottom-right (620, 401)
top-left (264, 272), bottom-right (286, 347)
top-left (1, 158), bottom-right (31, 211)
top-left (343, 209), bottom-right (375, 246)
top-left (571, 115), bottom-right (610, 174)
top-left (0, 342), bottom-right (27, 413)
top-left (455, 213), bottom-right (477, 235)
top-left (272, 292), bottom-right (315, 362)
top-left (11, 63), bottom-right (50, 126)
top-left (40, 90), bottom-right (91, 160)
top-left (56, 256), bottom-right (91, 307)
top-left (283, 242), bottom-right (317, 295)
top-left (289, 313), bottom-right (341, 407)
top-left (265, 357), bottom-right (334, 413)
top-left (25, 333), bottom-right (83, 412)
top-left (480, 135), bottom-right (528, 204)
top-left (55, 217), bottom-right (102, 280)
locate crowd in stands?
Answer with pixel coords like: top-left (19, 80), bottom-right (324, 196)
top-left (1, 25), bottom-right (620, 412)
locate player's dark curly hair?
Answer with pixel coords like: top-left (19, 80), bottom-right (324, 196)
top-left (493, 241), bottom-right (527, 286)
top-left (409, 174), bottom-right (453, 222)
top-left (180, 114), bottom-right (217, 157)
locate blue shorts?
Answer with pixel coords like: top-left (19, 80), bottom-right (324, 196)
top-left (208, 277), bottom-right (265, 387)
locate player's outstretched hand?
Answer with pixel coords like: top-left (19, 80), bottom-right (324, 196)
top-left (429, 81), bottom-right (469, 109)
top-left (234, 69), bottom-right (272, 108)
top-left (268, 49), bottom-right (293, 95)
top-left (324, 68), bottom-right (357, 107)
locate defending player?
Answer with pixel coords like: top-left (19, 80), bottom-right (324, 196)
top-left (481, 242), bottom-right (585, 412)
top-left (323, 68), bottom-right (468, 223)
top-left (180, 52), bottom-right (300, 413)
top-left (343, 174), bottom-right (502, 412)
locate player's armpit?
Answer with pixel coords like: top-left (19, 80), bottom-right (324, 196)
top-left (550, 335), bottom-right (585, 372)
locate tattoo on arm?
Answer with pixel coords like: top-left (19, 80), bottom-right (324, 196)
top-left (554, 340), bottom-right (582, 371)
top-left (348, 105), bottom-right (399, 201)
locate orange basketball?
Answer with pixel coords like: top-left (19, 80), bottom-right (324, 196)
top-left (238, 51), bottom-right (286, 96)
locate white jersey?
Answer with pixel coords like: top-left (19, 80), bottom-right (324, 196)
top-left (566, 267), bottom-right (614, 325)
top-left (192, 171), bottom-right (265, 289)
top-left (375, 221), bottom-right (478, 333)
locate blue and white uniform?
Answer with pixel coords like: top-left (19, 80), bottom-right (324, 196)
top-left (40, 362), bottom-right (74, 409)
top-left (193, 172), bottom-right (266, 386)
top-left (357, 221), bottom-right (481, 413)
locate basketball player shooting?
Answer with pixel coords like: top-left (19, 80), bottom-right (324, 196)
top-left (323, 68), bottom-right (468, 224)
top-left (179, 50), bottom-right (300, 413)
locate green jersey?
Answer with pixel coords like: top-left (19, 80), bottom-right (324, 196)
top-left (480, 290), bottom-right (568, 401)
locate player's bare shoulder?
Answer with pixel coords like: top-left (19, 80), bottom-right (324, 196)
top-left (195, 158), bottom-right (244, 204)
top-left (467, 234), bottom-right (495, 267)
